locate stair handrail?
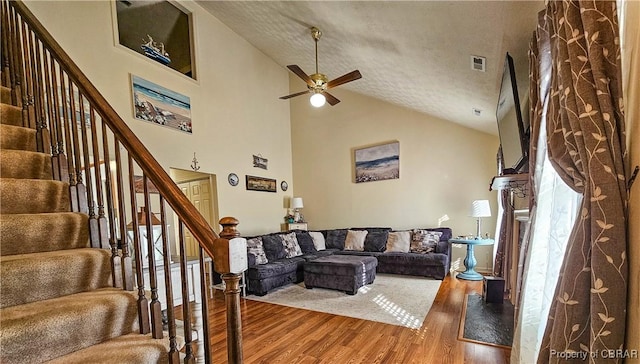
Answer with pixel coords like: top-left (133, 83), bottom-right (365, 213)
top-left (9, 0), bottom-right (221, 258)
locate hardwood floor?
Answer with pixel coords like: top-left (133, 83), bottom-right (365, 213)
top-left (205, 274), bottom-right (511, 363)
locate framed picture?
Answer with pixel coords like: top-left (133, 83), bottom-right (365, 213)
top-left (246, 175), bottom-right (277, 193)
top-left (133, 175), bottom-right (159, 194)
top-left (354, 141), bottom-right (400, 183)
top-left (131, 75), bottom-right (192, 134)
top-left (253, 154), bottom-right (268, 170)
top-left (57, 86), bottom-right (91, 128)
top-left (113, 0), bottom-right (195, 78)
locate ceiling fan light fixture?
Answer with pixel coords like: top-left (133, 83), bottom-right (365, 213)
top-left (279, 26), bottom-right (361, 107)
top-left (310, 92), bottom-right (326, 107)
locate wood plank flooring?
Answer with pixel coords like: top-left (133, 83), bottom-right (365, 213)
top-left (205, 274), bottom-right (511, 363)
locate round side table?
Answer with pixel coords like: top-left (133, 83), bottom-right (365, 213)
top-left (448, 238), bottom-right (495, 280)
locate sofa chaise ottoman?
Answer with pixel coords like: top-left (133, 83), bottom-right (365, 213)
top-left (303, 255), bottom-right (378, 295)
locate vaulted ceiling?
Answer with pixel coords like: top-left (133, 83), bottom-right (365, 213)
top-left (198, 1), bottom-right (543, 135)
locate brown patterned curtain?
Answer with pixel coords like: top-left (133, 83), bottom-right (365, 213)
top-left (538, 1), bottom-right (629, 363)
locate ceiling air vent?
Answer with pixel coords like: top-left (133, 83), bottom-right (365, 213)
top-left (471, 55), bottom-right (486, 72)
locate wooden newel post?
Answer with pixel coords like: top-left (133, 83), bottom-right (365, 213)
top-left (213, 217), bottom-right (246, 364)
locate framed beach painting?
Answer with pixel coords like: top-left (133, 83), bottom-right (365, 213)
top-left (354, 141), bottom-right (400, 183)
top-left (131, 75), bottom-right (192, 134)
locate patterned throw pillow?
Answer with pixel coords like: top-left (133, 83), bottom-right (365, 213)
top-left (281, 232), bottom-right (303, 258)
top-left (344, 230), bottom-right (368, 251)
top-left (385, 231), bottom-right (411, 253)
top-left (246, 237), bottom-right (268, 265)
top-left (410, 229), bottom-right (443, 254)
top-left (309, 231), bottom-right (326, 251)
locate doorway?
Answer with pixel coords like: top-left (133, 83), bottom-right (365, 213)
top-left (170, 168), bottom-right (219, 258)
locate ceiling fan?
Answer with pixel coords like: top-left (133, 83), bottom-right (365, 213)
top-left (280, 27), bottom-right (362, 107)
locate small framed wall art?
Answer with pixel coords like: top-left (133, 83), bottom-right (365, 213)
top-left (133, 175), bottom-right (159, 194)
top-left (228, 173), bottom-right (239, 186)
top-left (246, 175), bottom-right (277, 193)
top-left (253, 154), bottom-right (268, 170)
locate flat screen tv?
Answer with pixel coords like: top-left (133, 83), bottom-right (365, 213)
top-left (496, 53), bottom-right (529, 174)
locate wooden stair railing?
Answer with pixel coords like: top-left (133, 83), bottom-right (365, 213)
top-left (1, 1), bottom-right (243, 363)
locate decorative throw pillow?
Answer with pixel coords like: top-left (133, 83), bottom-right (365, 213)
top-left (246, 237), bottom-right (268, 265)
top-left (344, 230), bottom-right (368, 251)
top-left (261, 234), bottom-right (286, 261)
top-left (325, 229), bottom-right (348, 250)
top-left (294, 231), bottom-right (317, 254)
top-left (281, 232), bottom-right (303, 258)
top-left (309, 231), bottom-right (326, 251)
top-left (364, 230), bottom-right (389, 252)
top-left (422, 227), bottom-right (451, 242)
top-left (411, 229), bottom-right (443, 254)
top-left (385, 231), bottom-right (411, 253)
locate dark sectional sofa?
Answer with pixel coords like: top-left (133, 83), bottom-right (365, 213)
top-left (244, 227), bottom-right (452, 296)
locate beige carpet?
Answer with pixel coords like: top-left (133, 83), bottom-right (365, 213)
top-left (246, 273), bottom-right (442, 329)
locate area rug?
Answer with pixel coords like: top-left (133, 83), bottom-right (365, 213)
top-left (458, 294), bottom-right (514, 348)
top-left (245, 274), bottom-right (442, 329)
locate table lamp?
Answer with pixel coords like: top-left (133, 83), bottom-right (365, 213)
top-left (291, 197), bottom-right (304, 223)
top-left (469, 200), bottom-right (491, 239)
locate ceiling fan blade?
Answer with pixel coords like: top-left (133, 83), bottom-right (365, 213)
top-left (326, 70), bottom-right (362, 89)
top-left (323, 92), bottom-right (340, 106)
top-left (279, 90), bottom-right (310, 100)
top-left (287, 65), bottom-right (313, 86)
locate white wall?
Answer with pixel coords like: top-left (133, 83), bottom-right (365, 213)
top-left (27, 1), bottom-right (504, 272)
top-left (25, 1), bottom-right (293, 236)
top-left (290, 80), bottom-right (500, 272)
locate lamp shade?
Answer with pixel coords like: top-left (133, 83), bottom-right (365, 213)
top-left (126, 206), bottom-right (162, 229)
top-left (469, 200), bottom-right (491, 218)
top-left (291, 197), bottom-right (304, 209)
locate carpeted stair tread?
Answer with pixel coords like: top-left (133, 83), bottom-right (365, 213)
top-left (0, 103), bottom-right (23, 126)
top-left (0, 248), bottom-right (112, 308)
top-left (0, 25), bottom-right (175, 363)
top-left (0, 150), bottom-right (52, 179)
top-left (0, 212), bottom-right (89, 255)
top-left (1, 85), bottom-right (11, 104)
top-left (0, 288), bottom-right (139, 364)
top-left (0, 178), bottom-right (70, 213)
top-left (46, 333), bottom-right (177, 364)
top-left (0, 124), bottom-right (36, 151)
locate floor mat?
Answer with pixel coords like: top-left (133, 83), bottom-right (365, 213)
top-left (458, 293), bottom-right (514, 348)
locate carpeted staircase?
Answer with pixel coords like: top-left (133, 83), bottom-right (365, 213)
top-left (0, 82), bottom-right (173, 362)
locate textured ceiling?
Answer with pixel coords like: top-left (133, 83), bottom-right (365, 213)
top-left (197, 1), bottom-right (543, 135)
